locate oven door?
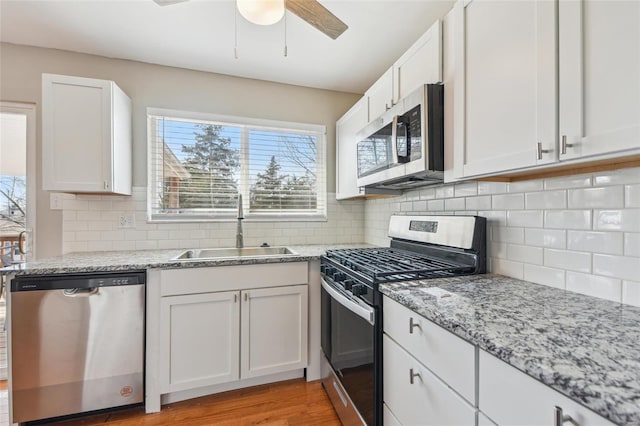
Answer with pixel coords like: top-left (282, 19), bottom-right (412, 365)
top-left (321, 278), bottom-right (376, 425)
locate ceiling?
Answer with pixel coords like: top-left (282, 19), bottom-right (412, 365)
top-left (0, 0), bottom-right (455, 94)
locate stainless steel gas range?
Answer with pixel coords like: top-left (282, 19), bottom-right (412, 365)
top-left (320, 215), bottom-right (486, 426)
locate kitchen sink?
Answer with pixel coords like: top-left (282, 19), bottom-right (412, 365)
top-left (173, 246), bottom-right (297, 260)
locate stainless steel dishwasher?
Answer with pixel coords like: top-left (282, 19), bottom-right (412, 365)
top-left (9, 271), bottom-right (145, 423)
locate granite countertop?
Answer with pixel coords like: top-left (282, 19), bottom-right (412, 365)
top-left (379, 274), bottom-right (640, 425)
top-left (2, 244), bottom-right (370, 276)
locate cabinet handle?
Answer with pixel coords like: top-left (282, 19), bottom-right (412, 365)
top-left (244, 292), bottom-right (248, 302)
top-left (560, 135), bottom-right (574, 155)
top-left (536, 142), bottom-right (551, 160)
top-left (385, 103), bottom-right (390, 111)
top-left (554, 406), bottom-right (573, 426)
top-left (409, 368), bottom-right (421, 384)
top-left (234, 294), bottom-right (238, 303)
top-left (409, 317), bottom-right (421, 334)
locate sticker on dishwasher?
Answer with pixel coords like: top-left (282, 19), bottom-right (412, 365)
top-left (419, 287), bottom-right (456, 299)
top-left (120, 386), bottom-right (134, 398)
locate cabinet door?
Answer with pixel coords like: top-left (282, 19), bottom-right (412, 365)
top-left (42, 74), bottom-right (113, 192)
top-left (393, 20), bottom-right (442, 103)
top-left (336, 98), bottom-right (367, 200)
top-left (366, 67), bottom-right (394, 122)
top-left (383, 335), bottom-right (476, 426)
top-left (453, 0), bottom-right (557, 178)
top-left (479, 350), bottom-right (615, 426)
top-left (241, 285), bottom-right (308, 378)
top-left (559, 0), bottom-right (640, 160)
top-left (160, 291), bottom-right (240, 393)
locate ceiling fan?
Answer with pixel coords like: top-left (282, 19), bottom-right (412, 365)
top-left (152, 0), bottom-right (348, 40)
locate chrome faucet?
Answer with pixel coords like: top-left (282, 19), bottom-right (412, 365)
top-left (236, 193), bottom-right (244, 249)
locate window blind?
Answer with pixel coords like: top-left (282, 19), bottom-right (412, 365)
top-left (147, 109), bottom-right (326, 221)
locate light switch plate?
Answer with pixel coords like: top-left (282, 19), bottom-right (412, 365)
top-left (50, 193), bottom-right (64, 210)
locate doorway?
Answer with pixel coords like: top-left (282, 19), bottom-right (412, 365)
top-left (0, 102), bottom-right (36, 391)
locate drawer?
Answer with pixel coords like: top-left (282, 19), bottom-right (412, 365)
top-left (383, 335), bottom-right (477, 426)
top-left (383, 295), bottom-right (476, 403)
top-left (160, 262), bottom-right (308, 296)
top-left (383, 403), bottom-right (401, 426)
top-left (479, 350), bottom-right (615, 426)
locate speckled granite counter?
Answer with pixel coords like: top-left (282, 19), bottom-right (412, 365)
top-left (379, 274), bottom-right (640, 425)
top-left (1, 244), bottom-right (370, 276)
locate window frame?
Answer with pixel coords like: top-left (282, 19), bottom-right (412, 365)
top-left (146, 107), bottom-right (327, 223)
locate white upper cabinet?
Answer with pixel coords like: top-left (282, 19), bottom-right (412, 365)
top-left (393, 20), bottom-right (442, 103)
top-left (452, 0), bottom-right (557, 178)
top-left (558, 0), bottom-right (640, 160)
top-left (336, 97), bottom-right (368, 200)
top-left (42, 73), bottom-right (132, 194)
top-left (366, 67), bottom-right (394, 122)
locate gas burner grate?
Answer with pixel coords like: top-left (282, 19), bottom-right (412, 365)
top-left (325, 247), bottom-right (475, 284)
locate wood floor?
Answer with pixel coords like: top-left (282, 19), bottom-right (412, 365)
top-left (46, 379), bottom-right (340, 426)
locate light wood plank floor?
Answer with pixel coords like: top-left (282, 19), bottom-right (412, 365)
top-left (29, 379), bottom-right (340, 426)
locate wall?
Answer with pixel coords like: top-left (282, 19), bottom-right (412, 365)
top-left (0, 43), bottom-right (361, 257)
top-left (364, 167), bottom-right (640, 307)
top-left (60, 188), bottom-right (363, 252)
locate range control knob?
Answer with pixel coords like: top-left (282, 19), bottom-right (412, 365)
top-left (352, 284), bottom-right (366, 297)
top-left (343, 279), bottom-right (355, 291)
top-left (332, 272), bottom-right (346, 282)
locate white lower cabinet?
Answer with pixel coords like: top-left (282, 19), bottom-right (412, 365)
top-left (241, 285), bottom-right (308, 378)
top-left (383, 403), bottom-right (402, 426)
top-left (478, 350), bottom-right (615, 426)
top-left (160, 291), bottom-right (240, 392)
top-left (158, 263), bottom-right (309, 396)
top-left (383, 335), bottom-right (476, 426)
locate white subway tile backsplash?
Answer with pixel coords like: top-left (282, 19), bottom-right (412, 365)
top-left (544, 210), bottom-right (591, 230)
top-left (593, 168), bottom-right (640, 186)
top-left (594, 209), bottom-right (640, 232)
top-left (489, 242), bottom-right (507, 259)
top-left (507, 210), bottom-right (543, 228)
top-left (525, 190), bottom-right (567, 209)
top-left (454, 182), bottom-right (478, 197)
top-left (622, 280), bottom-right (640, 307)
top-left (478, 210), bottom-right (507, 226)
top-left (428, 200), bottom-right (445, 211)
top-left (436, 185), bottom-right (455, 199)
top-left (491, 258), bottom-right (524, 279)
top-left (525, 229), bottom-right (566, 248)
top-left (625, 233), bottom-right (640, 257)
top-left (478, 182), bottom-right (508, 195)
top-left (544, 175), bottom-right (592, 190)
top-left (445, 198), bottom-right (465, 211)
top-left (419, 188), bottom-right (436, 200)
top-left (508, 179), bottom-right (543, 193)
top-left (544, 248), bottom-right (591, 273)
top-left (625, 184), bottom-right (640, 207)
top-left (492, 226), bottom-right (525, 244)
top-left (566, 272), bottom-right (622, 302)
top-left (523, 264), bottom-right (565, 289)
top-left (568, 187), bottom-right (624, 209)
top-left (492, 193), bottom-right (525, 210)
top-left (567, 231), bottom-right (623, 255)
top-left (593, 254), bottom-right (640, 281)
top-left (508, 244), bottom-right (543, 265)
top-left (466, 196), bottom-right (492, 211)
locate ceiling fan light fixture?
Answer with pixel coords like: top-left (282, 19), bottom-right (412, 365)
top-left (237, 0), bottom-right (285, 26)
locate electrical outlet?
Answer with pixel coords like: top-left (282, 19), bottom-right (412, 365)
top-left (118, 214), bottom-right (136, 229)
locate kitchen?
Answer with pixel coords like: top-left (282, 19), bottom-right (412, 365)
top-left (0, 0), bottom-right (639, 425)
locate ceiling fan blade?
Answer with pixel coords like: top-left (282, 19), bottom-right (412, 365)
top-left (152, 0), bottom-right (190, 6)
top-left (286, 0), bottom-right (348, 40)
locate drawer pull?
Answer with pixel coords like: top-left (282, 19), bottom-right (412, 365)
top-left (409, 317), bottom-right (421, 334)
top-left (409, 368), bottom-right (421, 385)
top-left (554, 406), bottom-right (573, 426)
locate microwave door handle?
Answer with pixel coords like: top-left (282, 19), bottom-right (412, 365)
top-left (397, 119), bottom-right (409, 162)
top-left (391, 115), bottom-right (399, 165)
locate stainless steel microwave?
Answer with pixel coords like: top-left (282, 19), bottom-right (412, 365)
top-left (356, 84), bottom-right (444, 190)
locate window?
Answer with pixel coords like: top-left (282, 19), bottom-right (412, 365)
top-left (147, 108), bottom-right (326, 222)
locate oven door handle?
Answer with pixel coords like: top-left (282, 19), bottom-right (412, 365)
top-left (321, 278), bottom-right (375, 325)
